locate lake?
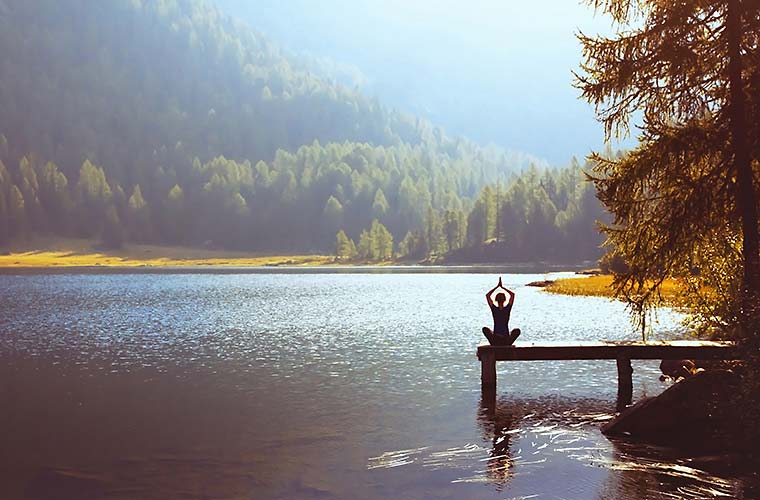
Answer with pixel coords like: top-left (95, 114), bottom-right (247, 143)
top-left (0, 270), bottom-right (756, 499)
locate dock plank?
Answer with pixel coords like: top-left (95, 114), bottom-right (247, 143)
top-left (476, 340), bottom-right (739, 408)
top-left (477, 340), bottom-right (739, 361)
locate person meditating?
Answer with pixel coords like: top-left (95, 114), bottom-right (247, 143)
top-left (482, 277), bottom-right (521, 346)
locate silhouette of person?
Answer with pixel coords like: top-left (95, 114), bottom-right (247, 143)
top-left (482, 277), bottom-right (521, 346)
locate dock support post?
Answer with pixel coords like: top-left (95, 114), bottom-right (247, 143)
top-left (479, 349), bottom-right (497, 388)
top-left (616, 356), bottom-right (633, 412)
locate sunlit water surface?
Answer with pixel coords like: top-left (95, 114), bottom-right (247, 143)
top-left (0, 271), bottom-right (757, 499)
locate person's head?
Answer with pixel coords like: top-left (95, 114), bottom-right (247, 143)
top-left (495, 292), bottom-right (506, 305)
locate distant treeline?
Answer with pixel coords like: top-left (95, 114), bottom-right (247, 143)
top-left (335, 158), bottom-right (607, 262)
top-left (0, 0), bottom-right (606, 262)
top-left (0, 136), bottom-right (605, 261)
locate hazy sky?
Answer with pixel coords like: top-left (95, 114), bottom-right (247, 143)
top-left (214, 0), bottom-right (623, 164)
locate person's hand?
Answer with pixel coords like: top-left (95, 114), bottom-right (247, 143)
top-left (498, 276), bottom-right (503, 287)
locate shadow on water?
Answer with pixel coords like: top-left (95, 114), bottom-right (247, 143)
top-left (476, 388), bottom-right (760, 499)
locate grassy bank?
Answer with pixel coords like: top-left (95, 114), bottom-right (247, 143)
top-left (0, 237), bottom-right (333, 267)
top-left (544, 274), bottom-right (684, 305)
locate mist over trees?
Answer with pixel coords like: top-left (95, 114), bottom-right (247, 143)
top-left (0, 0), bottom-right (606, 262)
top-left (211, 0), bottom-right (610, 164)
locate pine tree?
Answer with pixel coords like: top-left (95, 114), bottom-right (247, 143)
top-left (370, 219), bottom-right (393, 260)
top-left (322, 195), bottom-right (344, 236)
top-left (38, 161), bottom-right (71, 234)
top-left (165, 184), bottom-right (185, 243)
top-left (357, 229), bottom-right (372, 260)
top-left (127, 184), bottom-right (150, 241)
top-left (8, 185), bottom-right (25, 237)
top-left (577, 0), bottom-right (760, 337)
top-left (371, 188), bottom-right (389, 219)
top-left (482, 186), bottom-right (497, 241)
top-left (18, 157), bottom-right (43, 231)
top-left (398, 230), bottom-right (428, 260)
top-left (335, 229), bottom-right (357, 260)
top-left (128, 184), bottom-right (147, 212)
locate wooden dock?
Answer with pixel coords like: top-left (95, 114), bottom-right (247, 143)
top-left (477, 340), bottom-right (739, 411)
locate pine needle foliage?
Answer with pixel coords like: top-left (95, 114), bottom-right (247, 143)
top-left (576, 0), bottom-right (760, 341)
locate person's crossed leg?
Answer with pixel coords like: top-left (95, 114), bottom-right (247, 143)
top-left (482, 327), bottom-right (521, 346)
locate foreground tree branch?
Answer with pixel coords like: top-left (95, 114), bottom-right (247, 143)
top-left (576, 0), bottom-right (760, 340)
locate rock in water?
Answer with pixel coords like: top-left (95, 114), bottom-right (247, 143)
top-left (601, 370), bottom-right (742, 451)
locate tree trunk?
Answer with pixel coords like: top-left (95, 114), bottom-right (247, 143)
top-left (727, 0), bottom-right (760, 321)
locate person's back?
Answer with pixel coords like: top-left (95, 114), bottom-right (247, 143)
top-left (482, 277), bottom-right (521, 346)
top-left (489, 300), bottom-right (512, 335)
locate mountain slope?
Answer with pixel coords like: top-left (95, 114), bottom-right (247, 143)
top-left (0, 0), bottom-right (603, 260)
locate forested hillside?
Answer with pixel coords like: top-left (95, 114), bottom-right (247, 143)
top-left (0, 0), bottom-right (605, 262)
top-left (212, 0), bottom-right (609, 164)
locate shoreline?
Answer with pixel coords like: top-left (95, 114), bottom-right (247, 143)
top-left (0, 265), bottom-right (589, 275)
top-left (0, 237), bottom-right (595, 272)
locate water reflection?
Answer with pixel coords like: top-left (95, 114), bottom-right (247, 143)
top-left (477, 388), bottom-right (516, 489)
top-left (475, 390), bottom-right (616, 496)
top-left (1, 272), bottom-right (754, 499)
top-left (598, 438), bottom-right (742, 499)
top-left (475, 389), bottom-right (759, 499)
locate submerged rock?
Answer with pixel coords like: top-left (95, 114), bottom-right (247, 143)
top-left (602, 370), bottom-right (744, 452)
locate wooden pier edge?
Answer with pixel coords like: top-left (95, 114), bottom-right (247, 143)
top-left (478, 348), bottom-right (497, 388)
top-left (616, 356), bottom-right (633, 412)
top-left (476, 340), bottom-right (739, 410)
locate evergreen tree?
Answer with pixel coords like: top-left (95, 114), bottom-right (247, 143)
top-left (482, 186), bottom-right (497, 241)
top-left (38, 161), bottom-right (72, 234)
top-left (8, 185), bottom-right (25, 238)
top-left (398, 231), bottom-right (426, 259)
top-left (165, 184), bottom-right (186, 244)
top-left (577, 0), bottom-right (760, 337)
top-left (371, 188), bottom-right (389, 219)
top-left (127, 184), bottom-right (150, 241)
top-left (335, 229), bottom-right (357, 260)
top-left (75, 160), bottom-right (112, 237)
top-left (371, 219), bottom-right (393, 260)
top-left (322, 195), bottom-right (344, 238)
top-left (18, 157), bottom-right (43, 231)
top-left (425, 208), bottom-right (444, 255)
top-left (357, 229), bottom-right (372, 260)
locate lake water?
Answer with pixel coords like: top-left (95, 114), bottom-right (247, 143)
top-left (0, 270), bottom-right (757, 499)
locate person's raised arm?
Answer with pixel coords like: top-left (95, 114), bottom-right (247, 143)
top-left (504, 287), bottom-right (516, 306)
top-left (485, 279), bottom-right (501, 307)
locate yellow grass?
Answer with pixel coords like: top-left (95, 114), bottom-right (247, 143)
top-left (544, 274), bottom-right (684, 305)
top-left (0, 236), bottom-right (333, 267)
